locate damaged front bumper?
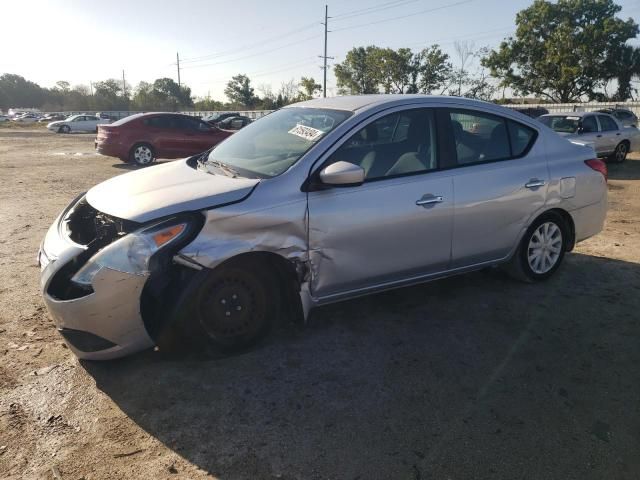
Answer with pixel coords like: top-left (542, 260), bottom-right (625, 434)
top-left (39, 200), bottom-right (155, 360)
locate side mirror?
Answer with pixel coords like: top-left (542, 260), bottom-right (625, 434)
top-left (319, 161), bottom-right (365, 187)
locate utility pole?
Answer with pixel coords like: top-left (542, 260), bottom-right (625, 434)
top-left (176, 52), bottom-right (181, 87)
top-left (122, 69), bottom-right (126, 97)
top-left (319, 5), bottom-right (333, 98)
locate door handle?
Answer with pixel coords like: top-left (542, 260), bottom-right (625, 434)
top-left (616, 132), bottom-right (621, 136)
top-left (525, 179), bottom-right (546, 189)
top-left (416, 195), bottom-right (443, 207)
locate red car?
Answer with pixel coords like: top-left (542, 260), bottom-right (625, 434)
top-left (95, 113), bottom-right (234, 165)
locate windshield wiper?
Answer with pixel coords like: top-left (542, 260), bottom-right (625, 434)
top-left (205, 159), bottom-right (241, 178)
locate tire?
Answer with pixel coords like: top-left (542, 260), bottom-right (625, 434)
top-left (129, 143), bottom-right (155, 165)
top-left (176, 264), bottom-right (275, 353)
top-left (609, 141), bottom-right (629, 163)
top-left (58, 125), bottom-right (70, 134)
top-left (505, 212), bottom-right (568, 283)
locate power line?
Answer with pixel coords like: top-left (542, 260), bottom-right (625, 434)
top-left (332, 0), bottom-right (420, 21)
top-left (180, 34), bottom-right (321, 70)
top-left (198, 57), bottom-right (319, 85)
top-left (332, 0), bottom-right (476, 32)
top-left (179, 22), bottom-right (318, 64)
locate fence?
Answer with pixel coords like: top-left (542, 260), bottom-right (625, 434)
top-left (503, 101), bottom-right (640, 116)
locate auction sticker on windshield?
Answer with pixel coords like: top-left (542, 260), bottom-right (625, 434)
top-left (288, 124), bottom-right (324, 141)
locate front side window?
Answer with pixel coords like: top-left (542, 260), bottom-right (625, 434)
top-left (597, 115), bottom-right (618, 132)
top-left (206, 107), bottom-right (352, 178)
top-left (581, 115), bottom-right (599, 133)
top-left (449, 110), bottom-right (510, 164)
top-left (328, 109), bottom-right (438, 181)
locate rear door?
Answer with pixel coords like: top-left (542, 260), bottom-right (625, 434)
top-left (445, 108), bottom-right (547, 267)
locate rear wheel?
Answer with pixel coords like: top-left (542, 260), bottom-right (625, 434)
top-left (609, 141), bottom-right (628, 163)
top-left (506, 213), bottom-right (567, 282)
top-left (129, 143), bottom-right (155, 165)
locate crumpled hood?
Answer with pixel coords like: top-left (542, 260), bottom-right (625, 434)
top-left (86, 159), bottom-right (259, 222)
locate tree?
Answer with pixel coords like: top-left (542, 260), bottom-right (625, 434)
top-left (224, 74), bottom-right (258, 108)
top-left (299, 77), bottom-right (322, 99)
top-left (482, 0), bottom-right (639, 102)
top-left (334, 46), bottom-right (381, 94)
top-left (453, 41), bottom-right (474, 96)
top-left (414, 45), bottom-right (453, 94)
top-left (606, 45), bottom-right (640, 100)
top-left (372, 47), bottom-right (414, 93)
top-left (0, 74), bottom-right (46, 110)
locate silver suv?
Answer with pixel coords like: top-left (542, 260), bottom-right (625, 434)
top-left (39, 95), bottom-right (608, 360)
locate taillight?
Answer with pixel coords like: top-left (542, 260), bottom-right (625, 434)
top-left (585, 159), bottom-right (607, 182)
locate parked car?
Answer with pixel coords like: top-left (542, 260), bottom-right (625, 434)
top-left (0, 115), bottom-right (10, 122)
top-left (12, 113), bottom-right (40, 123)
top-left (217, 115), bottom-right (252, 130)
top-left (39, 95), bottom-right (608, 360)
top-left (538, 111), bottom-right (640, 162)
top-left (95, 112), bottom-right (234, 165)
top-left (511, 106), bottom-right (549, 119)
top-left (47, 114), bottom-right (109, 134)
top-left (595, 108), bottom-right (638, 128)
top-left (204, 112), bottom-right (240, 126)
top-left (39, 113), bottom-right (67, 123)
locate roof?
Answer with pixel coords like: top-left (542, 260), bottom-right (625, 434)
top-left (288, 94), bottom-right (495, 112)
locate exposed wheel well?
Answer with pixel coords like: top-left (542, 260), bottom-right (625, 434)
top-left (217, 251), bottom-right (305, 324)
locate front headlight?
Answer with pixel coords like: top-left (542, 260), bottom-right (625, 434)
top-left (71, 221), bottom-right (189, 287)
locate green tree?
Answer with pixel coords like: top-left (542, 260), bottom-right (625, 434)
top-left (414, 45), bottom-right (453, 94)
top-left (224, 74), bottom-right (258, 108)
top-left (482, 0), bottom-right (639, 102)
top-left (299, 77), bottom-right (322, 99)
top-left (606, 45), bottom-right (640, 100)
top-left (334, 46), bottom-right (380, 94)
top-left (0, 74), bottom-right (46, 110)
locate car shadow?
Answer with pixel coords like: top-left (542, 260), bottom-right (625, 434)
top-left (84, 252), bottom-right (640, 479)
top-left (608, 155), bottom-right (640, 180)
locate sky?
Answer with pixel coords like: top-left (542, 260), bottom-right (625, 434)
top-left (2, 0), bottom-right (640, 101)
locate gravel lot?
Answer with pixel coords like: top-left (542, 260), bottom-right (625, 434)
top-left (1, 127), bottom-right (639, 480)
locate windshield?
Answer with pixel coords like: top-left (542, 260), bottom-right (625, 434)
top-left (539, 115), bottom-right (580, 133)
top-left (206, 107), bottom-right (352, 178)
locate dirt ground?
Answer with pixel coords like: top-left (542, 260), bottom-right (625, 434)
top-left (1, 126), bottom-right (639, 480)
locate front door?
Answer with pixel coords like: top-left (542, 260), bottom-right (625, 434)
top-left (307, 108), bottom-right (454, 299)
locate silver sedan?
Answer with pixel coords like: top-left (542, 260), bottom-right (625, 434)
top-left (539, 111), bottom-right (640, 163)
top-left (39, 95), bottom-right (608, 360)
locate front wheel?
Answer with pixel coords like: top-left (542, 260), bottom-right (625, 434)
top-left (506, 213), bottom-right (567, 282)
top-left (129, 143), bottom-right (155, 165)
top-left (58, 125), bottom-right (70, 134)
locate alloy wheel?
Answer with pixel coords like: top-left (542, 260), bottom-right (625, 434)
top-left (527, 221), bottom-right (563, 274)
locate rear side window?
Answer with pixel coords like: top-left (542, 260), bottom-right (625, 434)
top-left (597, 115), bottom-right (618, 132)
top-left (448, 109), bottom-right (537, 166)
top-left (449, 110), bottom-right (510, 164)
top-left (508, 120), bottom-right (536, 157)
